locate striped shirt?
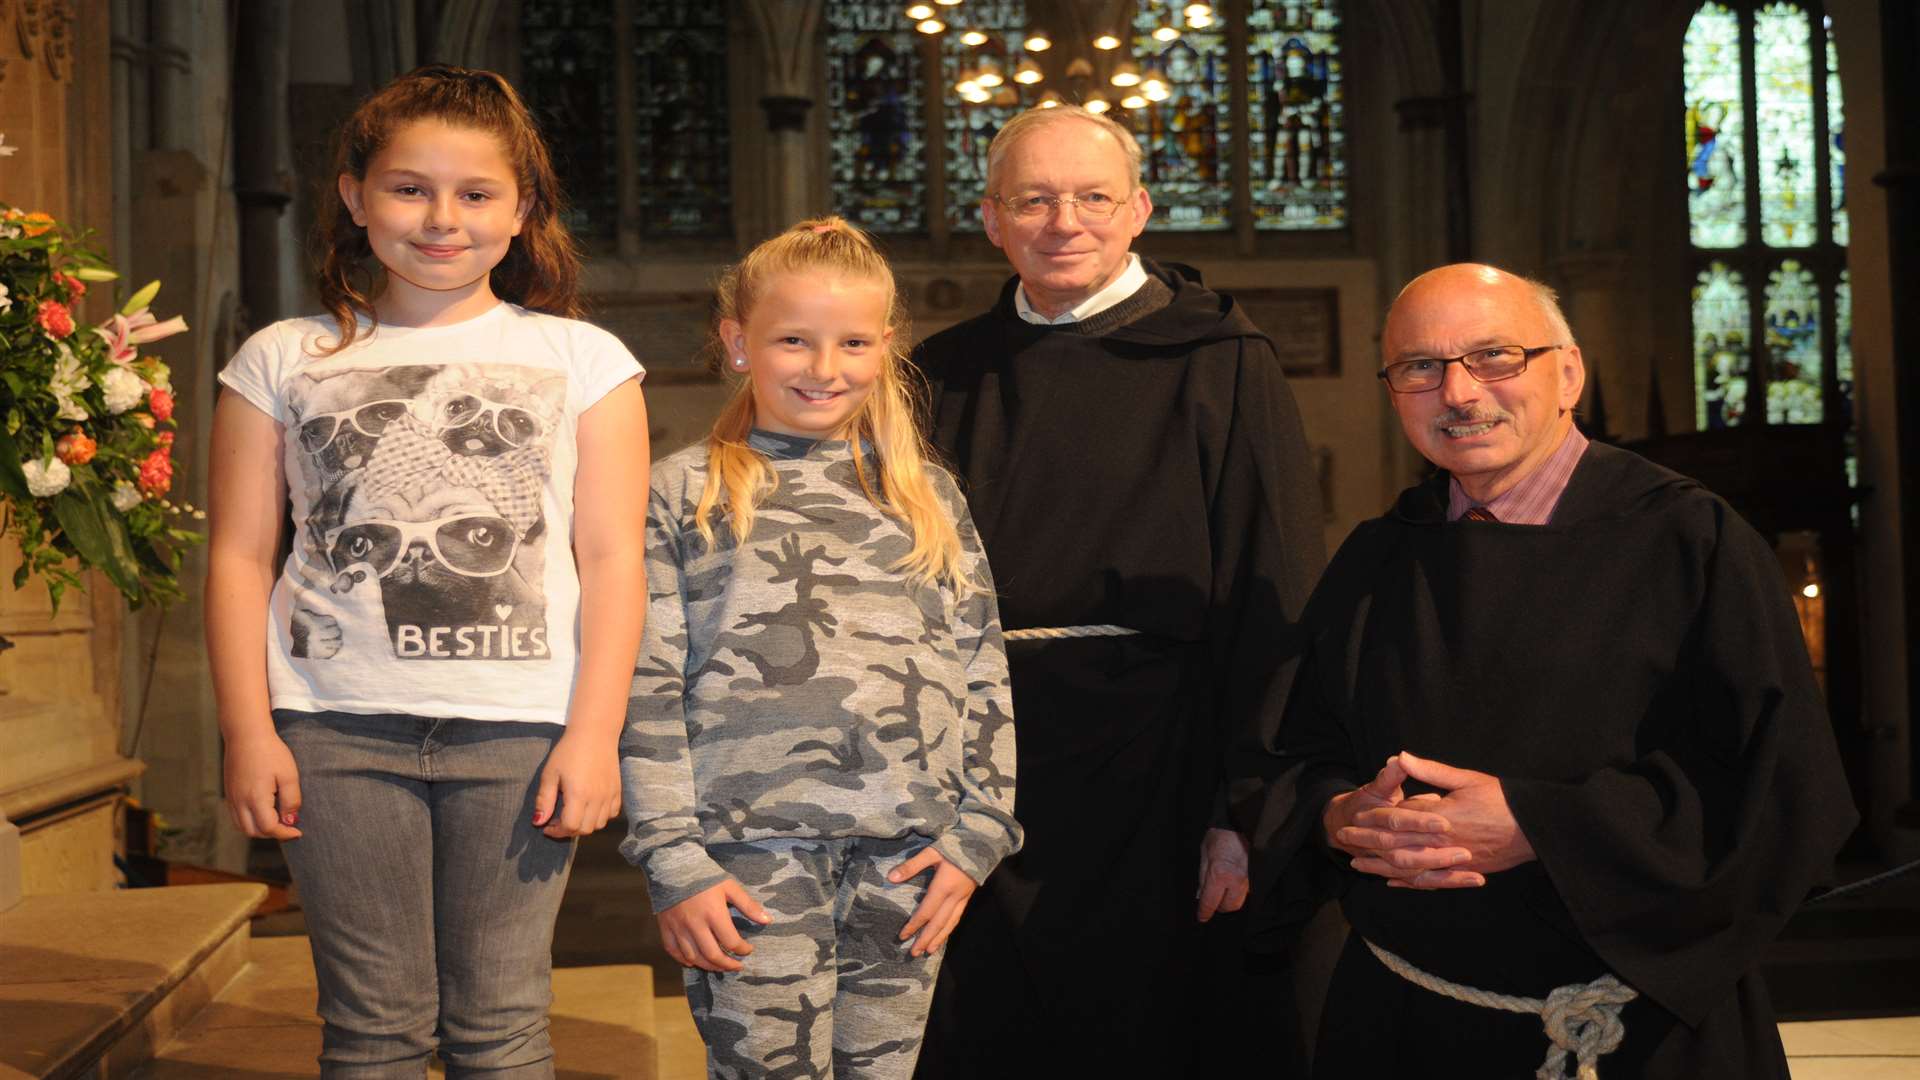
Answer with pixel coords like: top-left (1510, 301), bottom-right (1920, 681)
top-left (1448, 425), bottom-right (1590, 525)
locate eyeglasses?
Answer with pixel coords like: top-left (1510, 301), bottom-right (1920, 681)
top-left (431, 393), bottom-right (548, 448)
top-left (324, 514), bottom-right (521, 578)
top-left (298, 400), bottom-right (414, 454)
top-left (993, 191), bottom-right (1126, 221)
top-left (296, 395), bottom-right (548, 455)
top-left (1377, 344), bottom-right (1566, 394)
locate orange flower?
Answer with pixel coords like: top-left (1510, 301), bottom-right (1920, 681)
top-left (55, 430), bottom-right (98, 465)
top-left (138, 447), bottom-right (173, 496)
top-left (55, 272), bottom-right (86, 299)
top-left (20, 211), bottom-right (55, 237)
top-left (37, 299), bottom-right (74, 338)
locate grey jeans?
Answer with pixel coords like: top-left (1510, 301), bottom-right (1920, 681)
top-left (274, 709), bottom-right (576, 1079)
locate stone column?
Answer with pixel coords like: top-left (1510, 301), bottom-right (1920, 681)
top-left (1548, 251), bottom-right (1637, 437)
top-left (233, 1), bottom-right (296, 326)
top-left (746, 0), bottom-right (823, 238)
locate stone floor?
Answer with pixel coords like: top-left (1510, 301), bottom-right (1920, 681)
top-left (237, 830), bottom-right (1920, 1077)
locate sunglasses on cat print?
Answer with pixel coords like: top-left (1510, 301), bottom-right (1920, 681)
top-left (297, 395), bottom-right (547, 455)
top-left (323, 514), bottom-right (521, 578)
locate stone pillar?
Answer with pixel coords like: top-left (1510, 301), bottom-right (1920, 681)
top-left (746, 0), bottom-right (823, 238)
top-left (233, 1), bottom-right (296, 327)
top-left (1548, 251), bottom-right (1638, 437)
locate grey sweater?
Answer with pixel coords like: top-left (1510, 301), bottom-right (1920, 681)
top-left (619, 431), bottom-right (1021, 909)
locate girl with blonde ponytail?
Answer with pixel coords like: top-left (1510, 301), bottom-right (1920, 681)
top-left (621, 219), bottom-right (1021, 1078)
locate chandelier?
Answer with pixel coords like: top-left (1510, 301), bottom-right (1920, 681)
top-left (909, 1), bottom-right (1216, 113)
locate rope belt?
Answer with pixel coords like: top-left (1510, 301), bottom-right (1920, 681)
top-left (1001, 624), bottom-right (1142, 641)
top-left (1364, 939), bottom-right (1638, 1080)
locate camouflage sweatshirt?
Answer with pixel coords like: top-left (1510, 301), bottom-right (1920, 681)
top-left (619, 430), bottom-right (1021, 910)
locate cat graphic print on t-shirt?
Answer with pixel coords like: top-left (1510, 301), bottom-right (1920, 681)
top-left (284, 362), bottom-right (563, 662)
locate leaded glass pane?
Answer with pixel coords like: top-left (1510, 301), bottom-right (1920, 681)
top-left (1763, 258), bottom-right (1822, 424)
top-left (827, 2), bottom-right (927, 233)
top-left (1693, 262), bottom-right (1751, 429)
top-left (1836, 269), bottom-right (1852, 423)
top-left (1755, 4), bottom-right (1817, 247)
top-left (1683, 3), bottom-right (1746, 248)
top-left (521, 1), bottom-right (616, 242)
top-left (941, 0), bottom-right (1027, 231)
top-left (1248, 0), bottom-right (1347, 230)
top-left (634, 3), bottom-right (730, 237)
top-left (1127, 4), bottom-right (1231, 230)
top-left (1825, 18), bottom-right (1848, 245)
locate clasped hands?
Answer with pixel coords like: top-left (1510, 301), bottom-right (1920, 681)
top-left (1322, 751), bottom-right (1535, 889)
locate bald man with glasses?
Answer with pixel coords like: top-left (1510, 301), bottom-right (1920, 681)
top-left (1255, 263), bottom-right (1854, 1078)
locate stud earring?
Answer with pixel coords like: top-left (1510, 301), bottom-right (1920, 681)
top-left (732, 355), bottom-right (748, 370)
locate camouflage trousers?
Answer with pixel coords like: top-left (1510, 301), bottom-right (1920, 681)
top-left (686, 836), bottom-right (945, 1080)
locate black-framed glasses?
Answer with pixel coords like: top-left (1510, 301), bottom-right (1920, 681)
top-left (1377, 344), bottom-right (1566, 393)
top-left (993, 191), bottom-right (1125, 221)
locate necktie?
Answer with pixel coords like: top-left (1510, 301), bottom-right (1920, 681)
top-left (1461, 506), bottom-right (1498, 523)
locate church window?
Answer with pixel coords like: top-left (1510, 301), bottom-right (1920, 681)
top-left (520, 0), bottom-right (618, 242)
top-left (1245, 0), bottom-right (1347, 230)
top-left (1681, 2), bottom-right (1846, 433)
top-left (633, 2), bottom-right (732, 237)
top-left (827, 1), bottom-right (929, 233)
top-left (1128, 3), bottom-right (1232, 230)
top-left (941, 0), bottom-right (1028, 231)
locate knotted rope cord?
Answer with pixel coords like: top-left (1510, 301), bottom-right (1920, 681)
top-left (1001, 625), bottom-right (1141, 641)
top-left (1364, 939), bottom-right (1638, 1080)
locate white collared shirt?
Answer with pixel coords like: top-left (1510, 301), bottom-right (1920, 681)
top-left (1014, 254), bottom-right (1150, 326)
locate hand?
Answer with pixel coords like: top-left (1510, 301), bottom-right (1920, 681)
top-left (1196, 828), bottom-right (1251, 922)
top-left (658, 879), bottom-right (772, 973)
top-left (890, 847), bottom-right (977, 957)
top-left (534, 727), bottom-right (621, 839)
top-left (1326, 756), bottom-right (1481, 889)
top-left (223, 728), bottom-right (303, 840)
top-left (1390, 751), bottom-right (1535, 878)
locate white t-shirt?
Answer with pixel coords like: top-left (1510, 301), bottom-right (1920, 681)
top-left (218, 302), bottom-right (643, 725)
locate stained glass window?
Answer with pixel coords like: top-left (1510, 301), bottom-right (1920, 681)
top-left (941, 0), bottom-right (1028, 231)
top-left (1825, 18), bottom-right (1847, 245)
top-left (1755, 4), bottom-right (1816, 247)
top-left (827, 2), bottom-right (928, 233)
top-left (634, 3), bottom-right (731, 237)
top-left (1684, 2), bottom-right (1845, 437)
top-left (1694, 262), bottom-right (1752, 430)
top-left (1683, 3), bottom-right (1746, 248)
top-left (1247, 0), bottom-right (1347, 229)
top-left (1127, 2), bottom-right (1232, 230)
top-left (1764, 260), bottom-right (1822, 423)
top-left (521, 1), bottom-right (617, 242)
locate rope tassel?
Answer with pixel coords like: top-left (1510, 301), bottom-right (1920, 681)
top-left (1364, 939), bottom-right (1638, 1080)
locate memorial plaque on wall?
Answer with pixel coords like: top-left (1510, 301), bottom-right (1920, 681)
top-left (1227, 288), bottom-right (1340, 377)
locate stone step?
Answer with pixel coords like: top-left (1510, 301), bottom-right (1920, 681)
top-left (134, 936), bottom-right (663, 1079)
top-left (0, 882), bottom-right (265, 1079)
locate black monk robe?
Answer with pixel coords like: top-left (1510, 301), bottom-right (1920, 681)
top-left (1265, 441), bottom-right (1854, 1079)
top-left (910, 258), bottom-right (1325, 1078)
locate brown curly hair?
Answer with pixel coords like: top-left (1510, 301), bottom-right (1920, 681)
top-left (311, 64), bottom-right (581, 353)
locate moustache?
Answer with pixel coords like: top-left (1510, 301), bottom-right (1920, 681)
top-left (1432, 407), bottom-right (1512, 431)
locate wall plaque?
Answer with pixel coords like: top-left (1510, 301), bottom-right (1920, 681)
top-left (1226, 287), bottom-right (1340, 377)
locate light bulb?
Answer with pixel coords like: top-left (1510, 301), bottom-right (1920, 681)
top-left (1187, 12), bottom-right (1214, 28)
top-left (1085, 95), bottom-right (1111, 114)
top-left (956, 77), bottom-right (980, 95)
top-left (1183, 3), bottom-right (1213, 16)
top-left (1024, 30), bottom-right (1053, 51)
top-left (1014, 58), bottom-right (1044, 84)
top-left (1143, 82), bottom-right (1170, 101)
top-left (1153, 21), bottom-right (1181, 42)
top-left (1803, 583), bottom-right (1821, 598)
top-left (1120, 92), bottom-right (1148, 109)
top-left (1110, 60), bottom-right (1142, 87)
top-left (905, 3), bottom-right (935, 19)
top-left (1093, 32), bottom-right (1121, 50)
top-left (935, 0), bottom-right (961, 5)
top-left (977, 69), bottom-right (1004, 87)
top-left (961, 29), bottom-right (988, 45)
top-left (1037, 90), bottom-right (1064, 108)
top-left (916, 18), bottom-right (945, 34)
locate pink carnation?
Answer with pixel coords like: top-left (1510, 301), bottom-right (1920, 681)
top-left (37, 299), bottom-right (74, 339)
top-left (148, 387), bottom-right (175, 422)
top-left (138, 447), bottom-right (173, 496)
top-left (155, 431), bottom-right (175, 449)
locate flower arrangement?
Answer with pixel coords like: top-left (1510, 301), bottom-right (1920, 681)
top-left (0, 204), bottom-right (201, 610)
